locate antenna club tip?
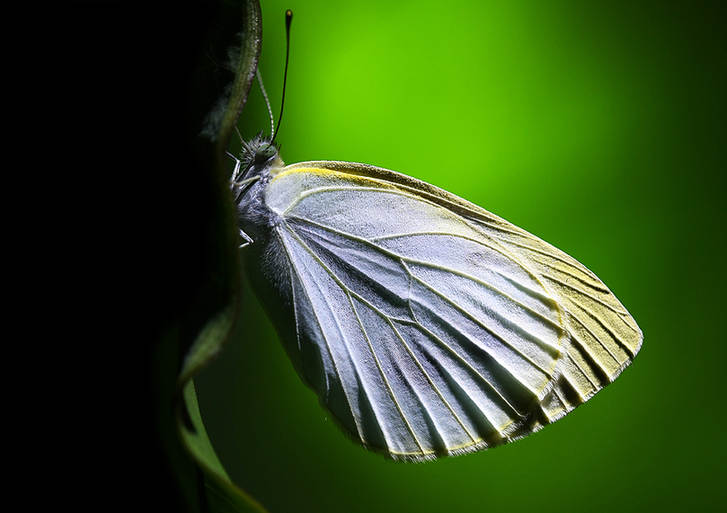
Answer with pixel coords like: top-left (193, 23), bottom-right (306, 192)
top-left (286, 9), bottom-right (293, 18)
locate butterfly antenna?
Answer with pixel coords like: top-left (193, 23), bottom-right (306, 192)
top-left (256, 69), bottom-right (275, 137)
top-left (271, 9), bottom-right (293, 144)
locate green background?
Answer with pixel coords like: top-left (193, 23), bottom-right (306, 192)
top-left (197, 1), bottom-right (727, 511)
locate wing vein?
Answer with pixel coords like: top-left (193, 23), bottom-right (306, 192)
top-left (283, 185), bottom-right (413, 215)
top-left (567, 311), bottom-right (622, 366)
top-left (486, 233), bottom-right (598, 279)
top-left (398, 260), bottom-right (526, 419)
top-left (565, 352), bottom-right (599, 392)
top-left (407, 283), bottom-right (545, 402)
top-left (295, 216), bottom-right (556, 306)
top-left (284, 218), bottom-right (507, 451)
top-left (288, 216), bottom-right (564, 349)
top-left (412, 275), bottom-right (555, 380)
top-left (566, 330), bottom-right (613, 383)
top-left (526, 254), bottom-right (610, 293)
top-left (397, 320), bottom-right (526, 424)
top-left (284, 221), bottom-right (425, 452)
top-left (567, 299), bottom-right (638, 359)
top-left (348, 295), bottom-right (426, 454)
top-left (384, 316), bottom-right (480, 445)
top-left (541, 273), bottom-right (632, 320)
top-left (275, 228), bottom-right (369, 444)
top-left (285, 248), bottom-right (302, 351)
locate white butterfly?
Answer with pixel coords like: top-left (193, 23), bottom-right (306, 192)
top-left (227, 10), bottom-right (641, 460)
top-left (228, 134), bottom-right (642, 461)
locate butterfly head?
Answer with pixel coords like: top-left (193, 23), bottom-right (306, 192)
top-left (232, 133), bottom-right (284, 179)
top-left (229, 133), bottom-right (285, 212)
top-left (246, 133), bottom-right (278, 163)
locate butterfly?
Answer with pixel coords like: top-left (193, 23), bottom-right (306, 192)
top-left (227, 12), bottom-right (642, 462)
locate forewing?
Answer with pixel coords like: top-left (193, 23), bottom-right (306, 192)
top-left (289, 162), bottom-right (643, 413)
top-left (261, 163), bottom-right (635, 460)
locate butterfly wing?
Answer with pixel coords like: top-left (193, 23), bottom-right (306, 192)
top-left (257, 161), bottom-right (642, 461)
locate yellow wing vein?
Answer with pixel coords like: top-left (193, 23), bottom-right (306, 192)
top-left (285, 216), bottom-right (560, 392)
top-left (564, 353), bottom-right (598, 393)
top-left (469, 219), bottom-right (528, 238)
top-left (541, 273), bottom-right (629, 316)
top-left (566, 329), bottom-right (614, 383)
top-left (567, 310), bottom-right (623, 366)
top-left (282, 185), bottom-right (419, 216)
top-left (411, 275), bottom-right (555, 383)
top-left (525, 254), bottom-right (610, 293)
top-left (274, 228), bottom-right (368, 443)
top-left (372, 230), bottom-right (564, 305)
top-left (348, 295), bottom-right (426, 454)
top-left (284, 248), bottom-right (302, 351)
top-left (566, 298), bottom-right (639, 359)
top-left (283, 221), bottom-right (425, 453)
top-left (395, 321), bottom-right (525, 426)
top-left (397, 260), bottom-right (526, 420)
top-left (384, 316), bottom-right (480, 446)
top-left (486, 234), bottom-right (599, 280)
top-left (282, 217), bottom-right (531, 451)
top-left (287, 215), bottom-right (564, 349)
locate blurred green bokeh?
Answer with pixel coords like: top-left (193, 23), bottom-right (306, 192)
top-left (197, 1), bottom-right (727, 511)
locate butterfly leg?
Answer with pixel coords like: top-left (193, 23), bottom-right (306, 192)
top-left (239, 228), bottom-right (254, 249)
top-left (226, 151), bottom-right (242, 182)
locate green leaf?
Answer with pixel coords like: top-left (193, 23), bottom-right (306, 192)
top-left (179, 375), bottom-right (267, 513)
top-left (157, 1), bottom-right (267, 511)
